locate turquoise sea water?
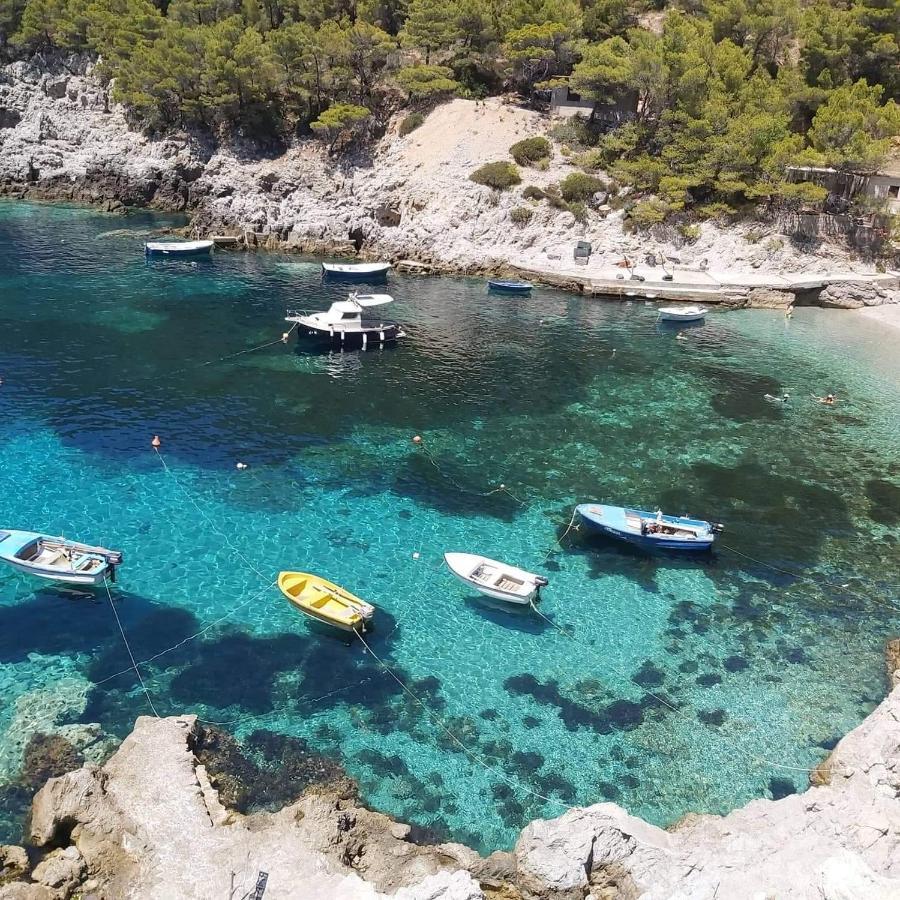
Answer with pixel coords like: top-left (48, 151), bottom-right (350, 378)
top-left (0, 200), bottom-right (898, 851)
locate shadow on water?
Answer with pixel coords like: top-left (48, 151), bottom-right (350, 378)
top-left (463, 595), bottom-right (551, 635)
top-left (0, 583), bottom-right (174, 664)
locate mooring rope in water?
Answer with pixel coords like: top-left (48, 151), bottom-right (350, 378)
top-left (355, 629), bottom-right (579, 812)
top-left (121, 323), bottom-right (299, 388)
top-left (526, 598), bottom-right (846, 776)
top-left (414, 439), bottom-right (526, 506)
top-left (154, 447), bottom-right (273, 584)
top-left (720, 541), bottom-right (899, 613)
top-left (94, 579), bottom-right (279, 686)
top-left (103, 579), bottom-right (161, 718)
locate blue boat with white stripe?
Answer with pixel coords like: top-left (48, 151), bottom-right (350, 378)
top-left (576, 504), bottom-right (723, 552)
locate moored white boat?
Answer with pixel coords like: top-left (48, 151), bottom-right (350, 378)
top-left (285, 293), bottom-right (405, 349)
top-left (657, 305), bottom-right (706, 322)
top-left (322, 261), bottom-right (391, 279)
top-left (444, 552), bottom-right (548, 605)
top-left (0, 530), bottom-right (123, 585)
top-left (144, 239), bottom-right (214, 257)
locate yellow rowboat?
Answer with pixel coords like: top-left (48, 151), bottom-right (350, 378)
top-left (278, 571), bottom-right (375, 633)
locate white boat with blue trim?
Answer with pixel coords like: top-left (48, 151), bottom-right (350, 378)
top-left (576, 504), bottom-right (723, 552)
top-left (0, 530), bottom-right (123, 585)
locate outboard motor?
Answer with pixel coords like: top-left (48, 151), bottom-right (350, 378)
top-left (533, 576), bottom-right (549, 600)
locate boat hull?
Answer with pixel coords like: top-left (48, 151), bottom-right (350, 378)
top-left (657, 307), bottom-right (705, 322)
top-left (322, 263), bottom-right (390, 280)
top-left (299, 323), bottom-right (405, 348)
top-left (444, 552), bottom-right (542, 605)
top-left (576, 505), bottom-right (716, 552)
top-left (488, 281), bottom-right (532, 294)
top-left (145, 241), bottom-right (214, 257)
top-left (278, 571), bottom-right (374, 632)
top-left (0, 555), bottom-right (111, 585)
top-left (0, 529), bottom-right (120, 584)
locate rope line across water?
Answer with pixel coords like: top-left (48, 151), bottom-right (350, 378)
top-left (355, 629), bottom-right (578, 812)
top-left (94, 579), bottom-right (278, 686)
top-left (103, 579), bottom-right (161, 718)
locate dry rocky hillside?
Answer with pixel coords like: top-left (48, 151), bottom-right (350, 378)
top-left (1, 55), bottom-right (894, 292)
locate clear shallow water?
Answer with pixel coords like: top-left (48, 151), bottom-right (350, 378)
top-left (0, 200), bottom-right (898, 850)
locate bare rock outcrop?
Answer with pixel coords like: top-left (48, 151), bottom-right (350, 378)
top-left (818, 280), bottom-right (900, 309)
top-left (25, 715), bottom-right (485, 900)
top-left (514, 682), bottom-right (900, 900)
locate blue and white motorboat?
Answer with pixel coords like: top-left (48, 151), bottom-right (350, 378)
top-left (0, 530), bottom-right (123, 585)
top-left (322, 262), bottom-right (391, 280)
top-left (488, 280), bottom-right (532, 294)
top-left (576, 504), bottom-right (723, 552)
top-left (144, 239), bottom-right (214, 257)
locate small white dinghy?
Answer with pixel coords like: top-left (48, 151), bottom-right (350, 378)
top-left (144, 239), bottom-right (214, 257)
top-left (322, 261), bottom-right (391, 279)
top-left (444, 553), bottom-right (548, 605)
top-left (0, 530), bottom-right (123, 585)
top-left (657, 305), bottom-right (706, 323)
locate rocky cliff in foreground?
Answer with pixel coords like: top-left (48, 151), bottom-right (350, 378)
top-left (1, 663), bottom-right (898, 900)
top-left (1, 55), bottom-right (894, 290)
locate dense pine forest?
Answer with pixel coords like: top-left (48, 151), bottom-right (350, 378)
top-left (0, 0), bottom-right (897, 216)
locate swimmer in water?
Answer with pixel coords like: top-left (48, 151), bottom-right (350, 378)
top-left (814, 393), bottom-right (838, 405)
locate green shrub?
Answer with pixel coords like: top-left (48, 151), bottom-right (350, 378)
top-left (566, 201), bottom-right (587, 223)
top-left (678, 223), bottom-right (701, 242)
top-left (396, 65), bottom-right (459, 102)
top-left (509, 136), bottom-right (551, 166)
top-left (627, 199), bottom-right (671, 228)
top-left (560, 172), bottom-right (607, 202)
top-left (695, 202), bottom-right (735, 221)
top-left (549, 118), bottom-right (592, 149)
top-left (522, 185), bottom-right (546, 200)
top-left (399, 113), bottom-right (425, 136)
top-left (470, 161), bottom-right (521, 190)
top-left (573, 149), bottom-right (606, 171)
top-left (510, 206), bottom-right (534, 224)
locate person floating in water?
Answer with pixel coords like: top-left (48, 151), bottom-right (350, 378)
top-left (764, 391), bottom-right (790, 403)
top-left (814, 394), bottom-right (839, 405)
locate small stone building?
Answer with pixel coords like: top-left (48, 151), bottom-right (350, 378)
top-left (548, 86), bottom-right (638, 126)
top-left (786, 158), bottom-right (900, 215)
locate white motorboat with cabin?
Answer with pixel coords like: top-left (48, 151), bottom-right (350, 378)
top-left (285, 293), bottom-right (406, 349)
top-left (657, 305), bottom-right (706, 323)
top-left (321, 261), bottom-right (391, 279)
top-left (0, 530), bottom-right (123, 585)
top-left (444, 552), bottom-right (548, 605)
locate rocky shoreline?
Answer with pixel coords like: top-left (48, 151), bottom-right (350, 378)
top-left (2, 55), bottom-right (898, 309)
top-left (0, 643), bottom-right (896, 900)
